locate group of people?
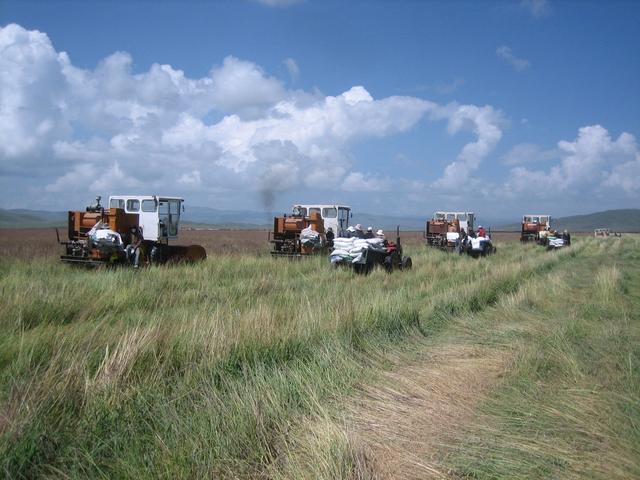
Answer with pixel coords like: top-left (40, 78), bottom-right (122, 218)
top-left (342, 224), bottom-right (385, 239)
top-left (458, 225), bottom-right (488, 242)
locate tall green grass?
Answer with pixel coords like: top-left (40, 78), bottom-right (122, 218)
top-left (440, 238), bottom-right (640, 479)
top-left (0, 237), bottom-right (634, 478)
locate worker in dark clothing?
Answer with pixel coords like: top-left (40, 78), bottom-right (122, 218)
top-left (365, 226), bottom-right (375, 238)
top-left (125, 225), bottom-right (144, 268)
top-left (457, 228), bottom-right (468, 254)
top-left (326, 227), bottom-right (335, 248)
top-left (562, 229), bottom-right (571, 246)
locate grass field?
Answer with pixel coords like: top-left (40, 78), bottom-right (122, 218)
top-left (0, 232), bottom-right (638, 479)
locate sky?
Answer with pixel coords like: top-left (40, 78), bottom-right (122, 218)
top-left (0, 0), bottom-right (639, 220)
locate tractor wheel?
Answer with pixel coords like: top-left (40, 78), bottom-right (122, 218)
top-left (355, 262), bottom-right (373, 276)
top-left (383, 256), bottom-right (394, 273)
top-left (401, 256), bottom-right (412, 270)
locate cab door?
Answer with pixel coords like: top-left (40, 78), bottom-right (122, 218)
top-left (337, 207), bottom-right (350, 236)
top-left (139, 198), bottom-right (159, 241)
top-left (158, 199), bottom-right (181, 240)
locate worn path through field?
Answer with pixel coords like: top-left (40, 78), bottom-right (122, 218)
top-left (338, 243), bottom-right (596, 479)
top-left (345, 345), bottom-right (510, 479)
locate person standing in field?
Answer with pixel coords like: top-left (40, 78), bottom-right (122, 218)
top-left (125, 225), bottom-right (144, 268)
top-left (326, 227), bottom-right (334, 248)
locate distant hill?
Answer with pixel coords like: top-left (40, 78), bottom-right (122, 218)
top-left (497, 209), bottom-right (640, 232)
top-left (0, 209), bottom-right (66, 228)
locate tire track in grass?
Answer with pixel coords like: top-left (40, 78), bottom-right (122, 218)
top-left (270, 242), bottom-right (586, 479)
top-left (337, 240), bottom-right (616, 480)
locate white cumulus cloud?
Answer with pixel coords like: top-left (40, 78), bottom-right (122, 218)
top-left (430, 103), bottom-right (505, 191)
top-left (505, 125), bottom-right (640, 197)
top-left (496, 45), bottom-right (531, 72)
top-left (2, 23), bottom-right (551, 212)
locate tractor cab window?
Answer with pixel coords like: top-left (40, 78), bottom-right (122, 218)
top-left (435, 213), bottom-right (445, 220)
top-left (308, 207), bottom-right (321, 217)
top-left (540, 216), bottom-right (549, 224)
top-left (141, 200), bottom-right (156, 212)
top-left (110, 199), bottom-right (125, 209)
top-left (158, 199), bottom-right (181, 237)
top-left (446, 213), bottom-right (456, 222)
top-left (293, 206), bottom-right (306, 216)
top-left (322, 207), bottom-right (337, 218)
top-left (126, 199), bottom-right (140, 212)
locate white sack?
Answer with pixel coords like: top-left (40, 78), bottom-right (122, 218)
top-left (446, 232), bottom-right (459, 242)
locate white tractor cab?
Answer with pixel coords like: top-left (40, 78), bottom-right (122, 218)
top-left (433, 211), bottom-right (475, 233)
top-left (109, 195), bottom-right (183, 242)
top-left (292, 204), bottom-right (351, 237)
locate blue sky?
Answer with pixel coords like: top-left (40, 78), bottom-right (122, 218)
top-left (1, 0), bottom-right (639, 220)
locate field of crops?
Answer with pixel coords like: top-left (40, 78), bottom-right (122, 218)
top-left (0, 233), bottom-right (638, 479)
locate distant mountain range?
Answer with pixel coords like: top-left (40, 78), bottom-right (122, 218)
top-left (1, 207), bottom-right (639, 232)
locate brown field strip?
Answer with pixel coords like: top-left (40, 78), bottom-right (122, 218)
top-left (345, 345), bottom-right (510, 480)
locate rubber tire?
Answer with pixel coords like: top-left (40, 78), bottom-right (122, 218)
top-left (401, 256), bottom-right (412, 270)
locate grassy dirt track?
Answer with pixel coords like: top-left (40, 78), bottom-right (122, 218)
top-left (0, 235), bottom-right (638, 478)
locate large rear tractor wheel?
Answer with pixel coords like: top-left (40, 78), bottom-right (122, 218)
top-left (401, 256), bottom-right (412, 270)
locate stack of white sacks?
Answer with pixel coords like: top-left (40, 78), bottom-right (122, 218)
top-left (330, 237), bottom-right (387, 264)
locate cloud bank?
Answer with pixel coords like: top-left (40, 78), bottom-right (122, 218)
top-left (0, 23), bottom-right (513, 210)
top-left (0, 23), bottom-right (637, 215)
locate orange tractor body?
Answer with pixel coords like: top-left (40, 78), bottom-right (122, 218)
top-left (270, 210), bottom-right (326, 257)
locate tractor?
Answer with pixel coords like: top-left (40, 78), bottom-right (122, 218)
top-left (520, 214), bottom-right (550, 243)
top-left (57, 195), bottom-right (206, 267)
top-left (270, 204), bottom-right (351, 258)
top-left (424, 211), bottom-right (474, 251)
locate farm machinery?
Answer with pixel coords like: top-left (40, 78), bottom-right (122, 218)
top-left (520, 214), bottom-right (571, 249)
top-left (594, 228), bottom-right (621, 237)
top-left (330, 227), bottom-right (412, 275)
top-left (270, 204), bottom-right (351, 257)
top-left (425, 212), bottom-right (475, 251)
top-left (424, 211), bottom-right (496, 257)
top-left (57, 196), bottom-right (206, 267)
top-left (520, 214), bottom-right (550, 243)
